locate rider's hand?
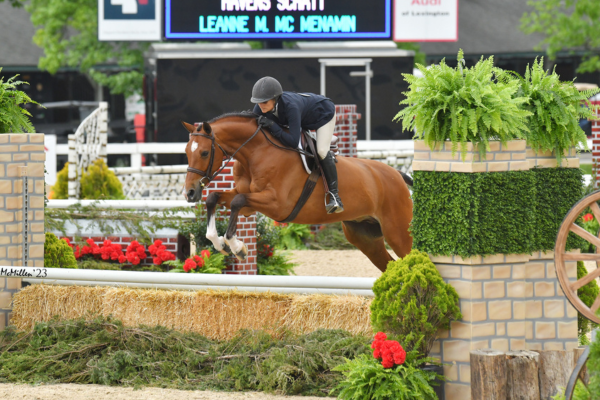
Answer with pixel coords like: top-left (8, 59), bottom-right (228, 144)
top-left (257, 116), bottom-right (274, 129)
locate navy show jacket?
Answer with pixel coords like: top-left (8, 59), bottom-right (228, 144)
top-left (253, 91), bottom-right (335, 148)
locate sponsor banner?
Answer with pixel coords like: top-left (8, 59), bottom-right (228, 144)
top-left (394, 0), bottom-right (458, 42)
top-left (98, 0), bottom-right (162, 41)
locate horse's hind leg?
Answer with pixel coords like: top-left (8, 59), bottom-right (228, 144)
top-left (342, 220), bottom-right (394, 272)
top-left (379, 201), bottom-right (412, 260)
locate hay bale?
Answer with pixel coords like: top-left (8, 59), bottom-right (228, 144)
top-left (282, 294), bottom-right (372, 336)
top-left (12, 285), bottom-right (373, 339)
top-left (11, 285), bottom-right (106, 330)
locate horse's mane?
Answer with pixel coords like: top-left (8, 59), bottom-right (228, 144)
top-left (208, 110), bottom-right (258, 123)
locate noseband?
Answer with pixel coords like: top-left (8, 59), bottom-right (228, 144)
top-left (187, 122), bottom-right (263, 187)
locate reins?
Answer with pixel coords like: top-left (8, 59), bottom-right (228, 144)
top-left (187, 117), bottom-right (315, 186)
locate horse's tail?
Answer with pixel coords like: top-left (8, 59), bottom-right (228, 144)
top-left (399, 171), bottom-right (413, 187)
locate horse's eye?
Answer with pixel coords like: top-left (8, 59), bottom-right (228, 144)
top-left (201, 151), bottom-right (209, 158)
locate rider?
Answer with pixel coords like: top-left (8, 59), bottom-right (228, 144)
top-left (251, 76), bottom-right (344, 214)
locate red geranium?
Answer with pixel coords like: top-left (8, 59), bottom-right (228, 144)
top-left (99, 240), bottom-right (125, 262)
top-left (183, 258), bottom-right (197, 272)
top-left (371, 332), bottom-right (407, 369)
top-left (148, 239), bottom-right (176, 265)
top-left (583, 213), bottom-right (594, 222)
top-left (125, 241), bottom-right (147, 265)
top-left (193, 255), bottom-right (205, 268)
top-left (201, 249), bottom-right (211, 258)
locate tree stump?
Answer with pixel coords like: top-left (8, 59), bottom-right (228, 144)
top-left (471, 349), bottom-right (507, 400)
top-left (506, 350), bottom-right (540, 400)
top-left (538, 350), bottom-right (575, 400)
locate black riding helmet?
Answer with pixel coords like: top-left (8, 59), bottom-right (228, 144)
top-left (251, 76), bottom-right (283, 103)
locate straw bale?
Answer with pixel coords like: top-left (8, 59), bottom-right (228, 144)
top-left (282, 294), bottom-right (372, 336)
top-left (11, 285), bottom-right (372, 339)
top-left (11, 285), bottom-right (106, 330)
top-left (101, 288), bottom-right (294, 340)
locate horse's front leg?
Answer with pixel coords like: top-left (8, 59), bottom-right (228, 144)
top-left (205, 190), bottom-right (237, 255)
top-left (223, 191), bottom-right (276, 262)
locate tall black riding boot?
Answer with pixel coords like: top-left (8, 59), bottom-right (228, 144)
top-left (320, 151), bottom-right (344, 214)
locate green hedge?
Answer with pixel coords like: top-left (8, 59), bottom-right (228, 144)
top-left (411, 167), bottom-right (583, 257)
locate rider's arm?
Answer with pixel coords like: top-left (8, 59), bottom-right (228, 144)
top-left (282, 103), bottom-right (302, 148)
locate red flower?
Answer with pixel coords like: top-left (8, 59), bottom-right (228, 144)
top-left (371, 333), bottom-right (406, 368)
top-left (193, 255), bottom-right (205, 268)
top-left (201, 249), bottom-right (211, 258)
top-left (583, 213), bottom-right (594, 222)
top-left (183, 258), bottom-right (196, 272)
top-left (118, 255), bottom-right (126, 264)
top-left (61, 238), bottom-right (74, 249)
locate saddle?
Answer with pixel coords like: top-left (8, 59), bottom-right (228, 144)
top-left (298, 130), bottom-right (339, 174)
top-left (278, 131), bottom-right (338, 223)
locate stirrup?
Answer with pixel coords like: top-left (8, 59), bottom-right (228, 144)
top-left (324, 192), bottom-right (344, 214)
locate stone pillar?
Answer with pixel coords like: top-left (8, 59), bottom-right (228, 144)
top-left (202, 161), bottom-right (257, 275)
top-left (0, 134), bottom-right (45, 327)
top-left (412, 139), bottom-right (578, 399)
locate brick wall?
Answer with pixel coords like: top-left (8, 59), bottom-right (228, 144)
top-left (59, 235), bottom-right (178, 266)
top-left (0, 134), bottom-right (45, 327)
top-left (334, 105), bottom-right (360, 158)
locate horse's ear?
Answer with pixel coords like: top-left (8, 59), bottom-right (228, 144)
top-left (181, 121), bottom-right (196, 133)
top-left (203, 122), bottom-right (212, 134)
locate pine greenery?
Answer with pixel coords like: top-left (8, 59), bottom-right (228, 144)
top-left (0, 317), bottom-right (370, 396)
top-left (44, 233), bottom-right (77, 269)
top-left (52, 160), bottom-right (124, 200)
top-left (394, 50), bottom-right (531, 160)
top-left (370, 250), bottom-right (461, 358)
top-left (503, 58), bottom-right (598, 163)
top-left (0, 69), bottom-right (40, 133)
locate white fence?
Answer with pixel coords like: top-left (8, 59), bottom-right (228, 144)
top-left (1, 266), bottom-right (375, 296)
top-left (48, 139), bottom-right (414, 200)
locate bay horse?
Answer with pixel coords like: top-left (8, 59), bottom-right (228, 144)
top-left (182, 113), bottom-right (412, 272)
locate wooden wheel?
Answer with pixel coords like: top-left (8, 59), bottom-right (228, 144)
top-left (555, 190), bottom-right (600, 325)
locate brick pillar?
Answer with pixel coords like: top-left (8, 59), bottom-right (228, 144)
top-left (592, 104), bottom-right (600, 189)
top-left (334, 105), bottom-right (360, 158)
top-left (202, 161), bottom-right (257, 275)
top-left (0, 134), bottom-right (45, 327)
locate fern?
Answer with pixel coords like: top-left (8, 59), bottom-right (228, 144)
top-left (0, 68), bottom-right (40, 133)
top-left (501, 58), bottom-right (599, 163)
top-left (394, 50), bottom-right (532, 160)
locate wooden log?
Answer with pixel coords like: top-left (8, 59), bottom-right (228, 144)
top-left (573, 347), bottom-right (589, 385)
top-left (470, 349), bottom-right (507, 400)
top-left (506, 350), bottom-right (540, 400)
top-left (538, 350), bottom-right (575, 400)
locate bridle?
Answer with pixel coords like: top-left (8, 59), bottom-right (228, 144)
top-left (187, 122), bottom-right (263, 187)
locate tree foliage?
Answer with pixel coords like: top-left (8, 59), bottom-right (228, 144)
top-left (521, 0), bottom-right (600, 74)
top-left (26, 0), bottom-right (150, 96)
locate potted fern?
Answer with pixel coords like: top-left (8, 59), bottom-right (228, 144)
top-left (0, 68), bottom-right (40, 133)
top-left (395, 50), bottom-right (531, 164)
top-left (504, 58), bottom-right (598, 167)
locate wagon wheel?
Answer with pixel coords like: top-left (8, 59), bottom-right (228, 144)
top-left (555, 190), bottom-right (600, 325)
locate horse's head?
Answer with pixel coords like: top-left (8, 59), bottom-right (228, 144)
top-left (182, 121), bottom-right (223, 203)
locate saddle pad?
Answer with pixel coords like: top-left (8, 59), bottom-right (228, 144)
top-left (298, 131), bottom-right (339, 174)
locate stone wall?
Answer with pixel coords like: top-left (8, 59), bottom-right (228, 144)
top-left (0, 134), bottom-right (45, 327)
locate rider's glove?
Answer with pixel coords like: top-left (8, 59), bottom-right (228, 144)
top-left (257, 115), bottom-right (275, 129)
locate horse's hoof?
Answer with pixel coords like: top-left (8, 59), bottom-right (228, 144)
top-left (220, 243), bottom-right (231, 255)
top-left (234, 243), bottom-right (248, 262)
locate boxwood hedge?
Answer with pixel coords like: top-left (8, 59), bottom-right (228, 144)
top-left (411, 167), bottom-right (583, 257)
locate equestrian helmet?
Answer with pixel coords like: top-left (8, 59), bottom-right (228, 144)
top-left (250, 76), bottom-right (283, 103)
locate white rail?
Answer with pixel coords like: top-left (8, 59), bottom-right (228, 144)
top-left (47, 199), bottom-right (194, 210)
top-left (2, 267), bottom-right (375, 296)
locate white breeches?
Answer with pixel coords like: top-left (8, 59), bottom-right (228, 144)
top-left (316, 113), bottom-right (336, 159)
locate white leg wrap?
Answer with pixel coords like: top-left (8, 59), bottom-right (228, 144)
top-left (224, 235), bottom-right (244, 255)
top-left (205, 214), bottom-right (225, 251)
